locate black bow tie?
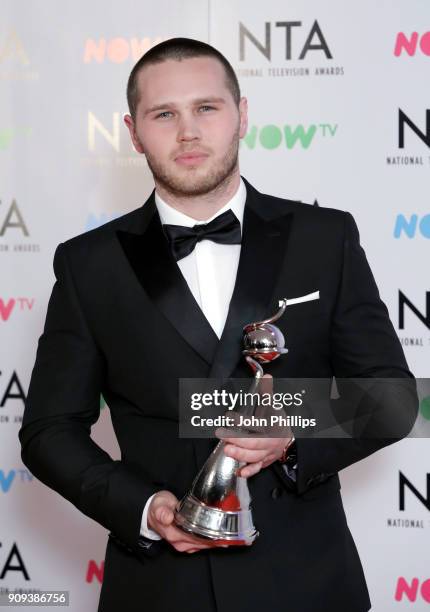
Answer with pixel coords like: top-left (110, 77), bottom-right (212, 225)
top-left (163, 209), bottom-right (241, 261)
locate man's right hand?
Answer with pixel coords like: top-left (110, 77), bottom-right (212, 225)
top-left (147, 490), bottom-right (217, 554)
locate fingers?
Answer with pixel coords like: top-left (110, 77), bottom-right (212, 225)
top-left (149, 492), bottom-right (234, 553)
top-left (220, 437), bottom-right (289, 477)
top-left (149, 490), bottom-right (179, 525)
top-left (154, 505), bottom-right (174, 527)
top-left (156, 492), bottom-right (179, 509)
top-left (223, 443), bottom-right (267, 463)
top-left (217, 432), bottom-right (279, 451)
top-left (162, 522), bottom-right (213, 552)
top-left (223, 436), bottom-right (284, 453)
top-left (239, 461), bottom-right (263, 478)
top-left (237, 453), bottom-right (278, 478)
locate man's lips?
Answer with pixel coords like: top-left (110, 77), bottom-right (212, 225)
top-left (175, 152), bottom-right (209, 165)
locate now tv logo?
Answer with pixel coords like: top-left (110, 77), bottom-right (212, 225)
top-left (394, 214), bottom-right (430, 238)
top-left (395, 577), bottom-right (430, 602)
top-left (83, 37), bottom-right (166, 63)
top-left (242, 123), bottom-right (337, 150)
top-left (0, 298), bottom-right (34, 321)
top-left (394, 32), bottom-right (430, 57)
top-left (86, 560), bottom-right (104, 583)
top-left (0, 469), bottom-right (33, 493)
top-left (85, 213), bottom-right (119, 232)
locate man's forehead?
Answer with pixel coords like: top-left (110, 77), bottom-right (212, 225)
top-left (137, 57), bottom-right (229, 107)
top-left (140, 55), bottom-right (224, 77)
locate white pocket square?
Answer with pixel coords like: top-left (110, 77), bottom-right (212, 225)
top-left (278, 291), bottom-right (320, 308)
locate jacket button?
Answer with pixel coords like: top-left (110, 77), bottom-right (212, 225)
top-left (271, 487), bottom-right (282, 499)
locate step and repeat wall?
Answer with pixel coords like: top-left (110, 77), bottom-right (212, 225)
top-left (1, 1), bottom-right (429, 610)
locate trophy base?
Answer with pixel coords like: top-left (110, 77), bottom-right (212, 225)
top-left (174, 494), bottom-right (258, 546)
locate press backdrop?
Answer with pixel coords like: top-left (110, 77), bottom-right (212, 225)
top-left (1, 1), bottom-right (429, 610)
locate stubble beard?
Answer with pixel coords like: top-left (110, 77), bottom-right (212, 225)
top-left (141, 127), bottom-right (240, 198)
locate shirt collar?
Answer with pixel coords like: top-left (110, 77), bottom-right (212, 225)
top-left (154, 176), bottom-right (246, 229)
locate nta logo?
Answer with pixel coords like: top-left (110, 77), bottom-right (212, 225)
top-left (0, 199), bottom-right (29, 236)
top-left (239, 20), bottom-right (332, 61)
top-left (87, 112), bottom-right (133, 152)
top-left (0, 542), bottom-right (29, 580)
top-left (398, 109), bottom-right (430, 149)
top-left (398, 291), bottom-right (430, 330)
top-left (0, 30), bottom-right (29, 65)
top-left (399, 471), bottom-right (430, 512)
top-left (0, 370), bottom-right (26, 407)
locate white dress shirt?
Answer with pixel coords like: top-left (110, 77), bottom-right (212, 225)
top-left (156, 178), bottom-right (246, 338)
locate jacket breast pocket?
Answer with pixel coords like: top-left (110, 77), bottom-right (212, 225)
top-left (284, 297), bottom-right (329, 320)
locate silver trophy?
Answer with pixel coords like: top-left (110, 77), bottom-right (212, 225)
top-left (174, 300), bottom-right (288, 545)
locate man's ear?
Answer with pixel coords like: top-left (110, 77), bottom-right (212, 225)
top-left (123, 113), bottom-right (145, 154)
top-left (238, 97), bottom-right (248, 139)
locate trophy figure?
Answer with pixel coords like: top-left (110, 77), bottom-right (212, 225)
top-left (174, 300), bottom-right (288, 545)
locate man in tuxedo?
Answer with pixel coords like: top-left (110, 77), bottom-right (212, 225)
top-left (19, 38), bottom-right (416, 612)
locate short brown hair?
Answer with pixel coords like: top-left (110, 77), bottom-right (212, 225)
top-left (126, 37), bottom-right (241, 120)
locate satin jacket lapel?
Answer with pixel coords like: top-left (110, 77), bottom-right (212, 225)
top-left (208, 182), bottom-right (293, 381)
top-left (116, 193), bottom-right (219, 366)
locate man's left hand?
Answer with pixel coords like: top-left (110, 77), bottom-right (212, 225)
top-left (215, 374), bottom-right (292, 479)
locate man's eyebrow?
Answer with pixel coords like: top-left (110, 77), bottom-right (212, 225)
top-left (143, 97), bottom-right (227, 116)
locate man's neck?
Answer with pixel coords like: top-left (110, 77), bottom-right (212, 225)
top-left (154, 170), bottom-right (241, 221)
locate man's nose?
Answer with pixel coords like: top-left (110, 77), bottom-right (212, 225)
top-left (176, 113), bottom-right (201, 142)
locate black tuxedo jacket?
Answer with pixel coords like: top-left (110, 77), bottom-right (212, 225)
top-left (19, 177), bottom-right (416, 612)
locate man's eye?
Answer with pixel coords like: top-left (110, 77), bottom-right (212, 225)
top-left (156, 111), bottom-right (173, 119)
top-left (199, 105), bottom-right (215, 112)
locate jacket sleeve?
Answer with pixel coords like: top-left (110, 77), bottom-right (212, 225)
top-left (18, 242), bottom-right (161, 559)
top-left (276, 211), bottom-right (418, 494)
